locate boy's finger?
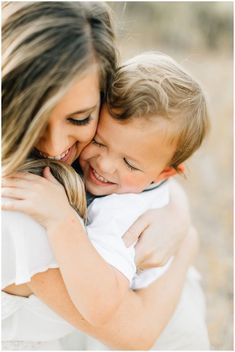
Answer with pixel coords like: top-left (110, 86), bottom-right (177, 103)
top-left (123, 215), bottom-right (148, 247)
top-left (123, 229), bottom-right (137, 247)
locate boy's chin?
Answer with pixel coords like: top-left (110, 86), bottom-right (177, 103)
top-left (85, 182), bottom-right (111, 197)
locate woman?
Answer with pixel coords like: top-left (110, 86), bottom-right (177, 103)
top-left (2, 2), bottom-right (209, 350)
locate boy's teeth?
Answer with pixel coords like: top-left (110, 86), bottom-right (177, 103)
top-left (93, 168), bottom-right (110, 183)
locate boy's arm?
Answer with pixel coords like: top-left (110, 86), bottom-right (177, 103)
top-left (47, 214), bottom-right (130, 326)
top-left (123, 179), bottom-right (191, 269)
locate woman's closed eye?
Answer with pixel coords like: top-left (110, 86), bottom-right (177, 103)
top-left (67, 115), bottom-right (93, 126)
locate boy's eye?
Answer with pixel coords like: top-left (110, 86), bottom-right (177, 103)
top-left (92, 138), bottom-right (105, 147)
top-left (124, 158), bottom-right (140, 171)
top-left (68, 115), bottom-right (92, 126)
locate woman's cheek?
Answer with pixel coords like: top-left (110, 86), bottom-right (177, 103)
top-left (78, 123), bottom-right (98, 151)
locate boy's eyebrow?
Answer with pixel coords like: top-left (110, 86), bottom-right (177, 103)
top-left (96, 132), bottom-right (143, 167)
top-left (95, 131), bottom-right (107, 145)
top-left (66, 104), bottom-right (97, 117)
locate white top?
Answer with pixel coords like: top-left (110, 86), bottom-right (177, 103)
top-left (1, 208), bottom-right (76, 341)
top-left (87, 181), bottom-right (171, 288)
top-left (2, 182), bottom-right (171, 341)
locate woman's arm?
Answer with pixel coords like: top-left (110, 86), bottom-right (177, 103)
top-left (27, 228), bottom-right (198, 350)
top-left (47, 215), bottom-right (129, 326)
top-left (123, 179), bottom-right (191, 269)
top-left (2, 172), bottom-right (130, 325)
top-left (2, 173), bottom-right (191, 328)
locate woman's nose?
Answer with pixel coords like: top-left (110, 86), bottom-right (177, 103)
top-left (37, 123), bottom-right (70, 156)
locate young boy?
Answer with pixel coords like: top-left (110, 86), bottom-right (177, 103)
top-left (3, 52), bottom-right (210, 349)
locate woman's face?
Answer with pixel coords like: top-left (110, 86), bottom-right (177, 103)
top-left (35, 65), bottom-right (100, 165)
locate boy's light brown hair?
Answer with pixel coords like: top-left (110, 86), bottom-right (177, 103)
top-left (107, 52), bottom-right (210, 170)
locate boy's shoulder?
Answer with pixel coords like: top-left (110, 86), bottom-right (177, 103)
top-left (88, 181), bottom-right (170, 217)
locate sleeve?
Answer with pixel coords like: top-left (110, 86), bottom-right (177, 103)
top-left (86, 184), bottom-right (170, 285)
top-left (86, 195), bottom-right (144, 284)
top-left (1, 210), bottom-right (58, 288)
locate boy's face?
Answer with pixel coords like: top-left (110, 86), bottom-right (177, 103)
top-left (79, 105), bottom-right (178, 196)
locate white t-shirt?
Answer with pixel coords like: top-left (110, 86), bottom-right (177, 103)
top-left (2, 182), bottom-right (170, 341)
top-left (86, 181), bottom-right (171, 288)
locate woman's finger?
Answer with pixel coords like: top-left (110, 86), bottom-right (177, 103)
top-left (6, 172), bottom-right (44, 182)
top-left (123, 214), bottom-right (149, 247)
top-left (2, 198), bottom-right (28, 212)
top-left (1, 187), bottom-right (26, 200)
top-left (2, 177), bottom-right (33, 189)
top-left (43, 167), bottom-right (61, 185)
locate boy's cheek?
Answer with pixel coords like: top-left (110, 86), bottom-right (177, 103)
top-left (119, 175), bottom-right (147, 193)
top-left (79, 158), bottom-right (85, 172)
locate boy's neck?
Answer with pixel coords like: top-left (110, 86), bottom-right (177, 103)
top-left (143, 179), bottom-right (168, 192)
top-left (86, 179), bottom-right (168, 206)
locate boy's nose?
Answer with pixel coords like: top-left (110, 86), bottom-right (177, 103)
top-left (96, 155), bottom-right (116, 174)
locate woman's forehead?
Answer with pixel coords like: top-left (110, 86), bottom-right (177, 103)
top-left (52, 68), bottom-right (101, 115)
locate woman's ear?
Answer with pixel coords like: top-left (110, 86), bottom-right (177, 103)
top-left (154, 163), bottom-right (185, 182)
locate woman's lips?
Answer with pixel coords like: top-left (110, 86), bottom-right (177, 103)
top-left (34, 145), bottom-right (75, 162)
top-left (88, 166), bottom-right (116, 186)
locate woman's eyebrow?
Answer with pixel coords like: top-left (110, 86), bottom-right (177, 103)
top-left (66, 104), bottom-right (98, 117)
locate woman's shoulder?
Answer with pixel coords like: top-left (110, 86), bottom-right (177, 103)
top-left (2, 209), bottom-right (58, 288)
top-left (3, 208), bottom-right (44, 235)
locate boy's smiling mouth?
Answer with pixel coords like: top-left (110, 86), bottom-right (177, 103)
top-left (89, 166), bottom-right (116, 186)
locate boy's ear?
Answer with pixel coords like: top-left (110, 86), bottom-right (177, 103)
top-left (176, 163), bottom-right (185, 174)
top-left (154, 163), bottom-right (185, 182)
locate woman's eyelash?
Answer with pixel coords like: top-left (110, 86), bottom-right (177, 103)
top-left (68, 115), bottom-right (92, 126)
top-left (124, 158), bottom-right (139, 171)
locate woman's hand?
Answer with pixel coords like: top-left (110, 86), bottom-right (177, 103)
top-left (2, 167), bottom-right (77, 230)
top-left (123, 180), bottom-right (191, 269)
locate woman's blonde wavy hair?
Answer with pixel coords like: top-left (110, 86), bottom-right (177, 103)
top-left (18, 159), bottom-right (87, 221)
top-left (2, 2), bottom-right (117, 176)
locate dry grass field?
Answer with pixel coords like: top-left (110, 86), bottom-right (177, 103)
top-left (110, 2), bottom-right (233, 350)
top-left (179, 55), bottom-right (233, 350)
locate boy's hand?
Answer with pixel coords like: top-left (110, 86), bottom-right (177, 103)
top-left (123, 180), bottom-right (190, 270)
top-left (2, 167), bottom-right (76, 230)
top-left (176, 226), bottom-right (199, 266)
top-left (123, 206), bottom-right (189, 270)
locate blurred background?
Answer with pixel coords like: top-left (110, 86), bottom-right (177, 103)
top-left (109, 2), bottom-right (233, 350)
